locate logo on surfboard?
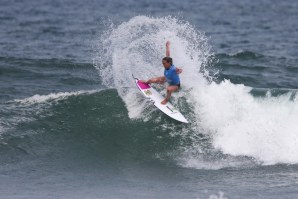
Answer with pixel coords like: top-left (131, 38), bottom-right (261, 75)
top-left (144, 90), bottom-right (152, 96)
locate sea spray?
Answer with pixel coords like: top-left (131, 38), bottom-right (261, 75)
top-left (94, 16), bottom-right (213, 120)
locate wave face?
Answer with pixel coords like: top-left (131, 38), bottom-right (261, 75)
top-left (94, 16), bottom-right (298, 168)
top-left (1, 16), bottom-right (297, 172)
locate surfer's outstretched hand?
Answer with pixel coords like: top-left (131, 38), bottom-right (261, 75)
top-left (166, 41), bottom-right (170, 47)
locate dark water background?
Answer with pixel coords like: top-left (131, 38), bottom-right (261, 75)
top-left (0, 0), bottom-right (298, 198)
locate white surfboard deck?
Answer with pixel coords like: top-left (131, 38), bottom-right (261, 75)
top-left (135, 79), bottom-right (188, 123)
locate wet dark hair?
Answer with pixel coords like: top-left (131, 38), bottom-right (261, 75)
top-left (162, 57), bottom-right (173, 65)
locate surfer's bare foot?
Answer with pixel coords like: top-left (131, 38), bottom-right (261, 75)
top-left (161, 98), bottom-right (168, 105)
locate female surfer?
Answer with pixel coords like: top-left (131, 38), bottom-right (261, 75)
top-left (141, 41), bottom-right (183, 105)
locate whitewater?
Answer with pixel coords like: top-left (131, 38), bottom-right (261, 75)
top-left (94, 16), bottom-right (298, 168)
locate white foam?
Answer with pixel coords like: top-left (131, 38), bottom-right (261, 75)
top-left (190, 80), bottom-right (298, 166)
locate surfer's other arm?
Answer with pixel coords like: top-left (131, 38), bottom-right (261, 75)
top-left (176, 67), bottom-right (183, 74)
top-left (141, 76), bottom-right (165, 84)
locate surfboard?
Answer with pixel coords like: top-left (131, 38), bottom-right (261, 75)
top-left (135, 78), bottom-right (188, 123)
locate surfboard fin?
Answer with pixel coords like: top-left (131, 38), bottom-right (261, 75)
top-left (132, 74), bottom-right (138, 80)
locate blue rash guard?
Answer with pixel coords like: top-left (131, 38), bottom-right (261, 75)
top-left (164, 64), bottom-right (180, 85)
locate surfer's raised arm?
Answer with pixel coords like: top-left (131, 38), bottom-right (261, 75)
top-left (166, 41), bottom-right (170, 57)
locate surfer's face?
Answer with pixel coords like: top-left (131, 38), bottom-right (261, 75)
top-left (162, 60), bottom-right (171, 69)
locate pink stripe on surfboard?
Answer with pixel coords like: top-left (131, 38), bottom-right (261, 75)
top-left (137, 80), bottom-right (151, 89)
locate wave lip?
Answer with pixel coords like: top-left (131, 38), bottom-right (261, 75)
top-left (12, 90), bottom-right (99, 105)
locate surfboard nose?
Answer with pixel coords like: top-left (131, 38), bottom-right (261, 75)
top-left (177, 116), bottom-right (189, 123)
top-left (137, 80), bottom-right (151, 89)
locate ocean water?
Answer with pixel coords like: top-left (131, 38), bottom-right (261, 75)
top-left (1, 0), bottom-right (298, 198)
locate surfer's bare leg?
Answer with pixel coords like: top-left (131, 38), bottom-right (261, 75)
top-left (161, 85), bottom-right (179, 105)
